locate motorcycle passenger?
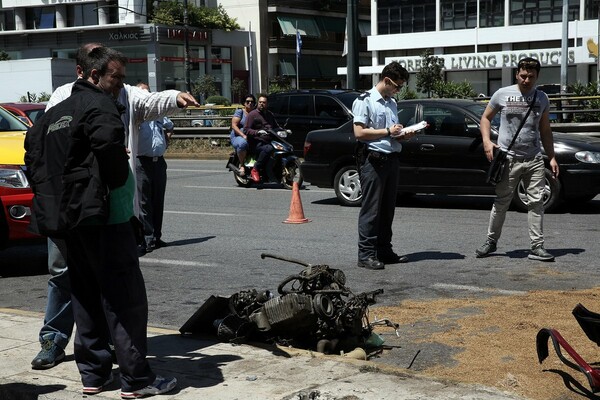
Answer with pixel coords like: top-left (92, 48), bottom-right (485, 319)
top-left (244, 94), bottom-right (283, 183)
top-left (230, 94), bottom-right (256, 176)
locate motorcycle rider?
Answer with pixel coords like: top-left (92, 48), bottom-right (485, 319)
top-left (244, 94), bottom-right (283, 183)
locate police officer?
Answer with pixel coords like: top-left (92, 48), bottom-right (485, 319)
top-left (352, 61), bottom-right (413, 270)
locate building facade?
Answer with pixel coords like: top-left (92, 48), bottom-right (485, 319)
top-left (216, 0), bottom-right (371, 92)
top-left (0, 0), bottom-right (251, 102)
top-left (337, 0), bottom-right (600, 95)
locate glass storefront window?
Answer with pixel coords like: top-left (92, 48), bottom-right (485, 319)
top-left (479, 0), bottom-right (504, 27)
top-left (68, 4), bottom-right (99, 27)
top-left (0, 10), bottom-right (16, 31)
top-left (26, 7), bottom-right (55, 29)
top-left (378, 0), bottom-right (435, 34)
top-left (441, 0), bottom-right (477, 30)
top-left (510, 0), bottom-right (579, 25)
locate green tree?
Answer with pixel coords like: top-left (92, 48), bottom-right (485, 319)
top-left (432, 80), bottom-right (476, 99)
top-left (193, 74), bottom-right (218, 103)
top-left (416, 49), bottom-right (445, 98)
top-left (394, 85), bottom-right (418, 101)
top-left (19, 92), bottom-right (51, 102)
top-left (151, 2), bottom-right (240, 31)
top-left (569, 81), bottom-right (600, 122)
top-left (231, 77), bottom-right (247, 104)
top-left (268, 76), bottom-right (292, 94)
top-left (0, 49), bottom-right (10, 61)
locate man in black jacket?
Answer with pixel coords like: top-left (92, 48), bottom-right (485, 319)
top-left (25, 47), bottom-right (177, 399)
top-left (244, 94), bottom-right (283, 182)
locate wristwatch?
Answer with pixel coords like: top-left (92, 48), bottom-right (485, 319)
top-left (386, 127), bottom-right (391, 135)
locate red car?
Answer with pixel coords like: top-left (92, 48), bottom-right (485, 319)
top-left (1, 102), bottom-right (46, 127)
top-left (0, 106), bottom-right (41, 248)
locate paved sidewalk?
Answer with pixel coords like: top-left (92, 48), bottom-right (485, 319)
top-left (0, 308), bottom-right (525, 400)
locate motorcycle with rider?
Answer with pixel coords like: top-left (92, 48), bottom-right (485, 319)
top-left (226, 94), bottom-right (302, 189)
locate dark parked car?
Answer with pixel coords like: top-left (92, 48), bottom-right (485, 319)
top-left (301, 98), bottom-right (600, 212)
top-left (268, 89), bottom-right (362, 156)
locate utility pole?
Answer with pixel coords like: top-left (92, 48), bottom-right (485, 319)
top-left (560, 0), bottom-right (568, 94)
top-left (183, 0), bottom-right (191, 93)
top-left (346, 0), bottom-right (359, 89)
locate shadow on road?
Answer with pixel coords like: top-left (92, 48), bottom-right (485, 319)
top-left (0, 242), bottom-right (47, 277)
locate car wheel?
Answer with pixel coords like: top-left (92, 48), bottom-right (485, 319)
top-left (511, 169), bottom-right (562, 213)
top-left (282, 159), bottom-right (303, 190)
top-left (334, 165), bottom-right (362, 207)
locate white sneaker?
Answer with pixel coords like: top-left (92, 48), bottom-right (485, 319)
top-left (120, 376), bottom-right (177, 399)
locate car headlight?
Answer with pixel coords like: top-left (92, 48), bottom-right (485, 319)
top-left (575, 151), bottom-right (600, 164)
top-left (0, 165), bottom-right (29, 188)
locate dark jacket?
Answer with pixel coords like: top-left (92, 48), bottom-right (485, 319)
top-left (244, 108), bottom-right (282, 144)
top-left (24, 79), bottom-right (129, 235)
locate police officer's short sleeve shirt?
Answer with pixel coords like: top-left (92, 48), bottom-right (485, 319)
top-left (352, 87), bottom-right (402, 154)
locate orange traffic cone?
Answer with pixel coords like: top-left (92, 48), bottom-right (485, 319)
top-left (283, 181), bottom-right (311, 224)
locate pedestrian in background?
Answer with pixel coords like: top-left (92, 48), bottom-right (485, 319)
top-left (352, 61), bottom-right (413, 270)
top-left (135, 82), bottom-right (174, 255)
top-left (230, 94), bottom-right (256, 176)
top-left (476, 57), bottom-right (559, 261)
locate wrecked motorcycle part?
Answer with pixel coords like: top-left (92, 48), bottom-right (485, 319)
top-left (573, 303), bottom-right (600, 347)
top-left (537, 327), bottom-right (600, 392)
top-left (180, 255), bottom-right (395, 357)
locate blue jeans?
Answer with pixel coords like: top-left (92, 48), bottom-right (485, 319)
top-left (230, 135), bottom-right (248, 152)
top-left (39, 238), bottom-right (73, 350)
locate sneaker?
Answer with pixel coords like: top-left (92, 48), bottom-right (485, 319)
top-left (82, 373), bottom-right (114, 395)
top-left (475, 239), bottom-right (497, 258)
top-left (31, 339), bottom-right (65, 370)
top-left (250, 167), bottom-right (261, 182)
top-left (528, 246), bottom-right (555, 261)
top-left (120, 376), bottom-right (177, 399)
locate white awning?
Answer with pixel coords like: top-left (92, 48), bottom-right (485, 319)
top-left (277, 16), bottom-right (321, 38)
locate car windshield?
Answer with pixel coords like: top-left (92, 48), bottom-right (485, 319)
top-left (0, 107), bottom-right (29, 131)
top-left (465, 103), bottom-right (500, 129)
top-left (26, 109), bottom-right (45, 124)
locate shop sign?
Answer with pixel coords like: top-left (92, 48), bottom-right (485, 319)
top-left (163, 28), bottom-right (210, 43)
top-left (388, 48), bottom-right (577, 73)
top-left (108, 31), bottom-right (140, 41)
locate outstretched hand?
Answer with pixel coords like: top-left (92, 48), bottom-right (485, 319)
top-left (176, 92), bottom-right (200, 108)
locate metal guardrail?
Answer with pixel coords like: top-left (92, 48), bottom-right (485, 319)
top-left (173, 126), bottom-right (230, 139)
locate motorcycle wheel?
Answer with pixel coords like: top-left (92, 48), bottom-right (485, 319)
top-left (281, 159), bottom-right (303, 190)
top-left (234, 169), bottom-right (252, 187)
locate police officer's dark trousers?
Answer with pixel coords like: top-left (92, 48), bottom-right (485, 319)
top-left (66, 222), bottom-right (155, 392)
top-left (358, 152), bottom-right (400, 260)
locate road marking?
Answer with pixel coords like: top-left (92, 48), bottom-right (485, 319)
top-left (184, 185), bottom-right (333, 193)
top-left (164, 210), bottom-right (237, 216)
top-left (169, 169), bottom-right (229, 173)
top-left (431, 283), bottom-right (526, 296)
top-left (139, 258), bottom-right (220, 268)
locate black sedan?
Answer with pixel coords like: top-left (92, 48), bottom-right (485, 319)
top-left (300, 98), bottom-right (600, 212)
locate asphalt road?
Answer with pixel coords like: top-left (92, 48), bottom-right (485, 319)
top-left (1, 159), bottom-right (600, 370)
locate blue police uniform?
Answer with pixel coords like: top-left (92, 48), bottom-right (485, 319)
top-left (352, 87), bottom-right (403, 267)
